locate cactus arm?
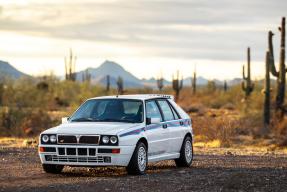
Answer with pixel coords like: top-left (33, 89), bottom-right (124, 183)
top-left (268, 31), bottom-right (279, 77)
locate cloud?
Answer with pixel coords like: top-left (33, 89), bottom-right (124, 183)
top-left (0, 0), bottom-right (286, 62)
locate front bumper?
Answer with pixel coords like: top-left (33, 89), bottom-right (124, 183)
top-left (38, 144), bottom-right (135, 167)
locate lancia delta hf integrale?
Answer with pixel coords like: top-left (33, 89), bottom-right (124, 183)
top-left (39, 94), bottom-right (193, 175)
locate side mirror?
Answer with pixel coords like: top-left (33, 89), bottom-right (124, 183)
top-left (62, 117), bottom-right (69, 124)
top-left (146, 117), bottom-right (161, 125)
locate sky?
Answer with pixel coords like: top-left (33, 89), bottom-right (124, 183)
top-left (0, 0), bottom-right (286, 80)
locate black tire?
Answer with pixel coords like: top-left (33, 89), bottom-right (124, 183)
top-left (42, 164), bottom-right (64, 174)
top-left (126, 142), bottom-right (147, 175)
top-left (175, 136), bottom-right (193, 167)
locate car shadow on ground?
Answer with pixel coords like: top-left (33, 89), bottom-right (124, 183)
top-left (59, 160), bottom-right (178, 177)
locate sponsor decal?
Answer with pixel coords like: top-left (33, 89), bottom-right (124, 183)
top-left (119, 119), bottom-right (191, 137)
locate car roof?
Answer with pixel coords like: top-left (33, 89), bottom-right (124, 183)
top-left (88, 94), bottom-right (174, 101)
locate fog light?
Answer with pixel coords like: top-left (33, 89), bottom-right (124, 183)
top-left (103, 156), bottom-right (111, 163)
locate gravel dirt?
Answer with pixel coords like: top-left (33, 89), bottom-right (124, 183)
top-left (0, 147), bottom-right (287, 192)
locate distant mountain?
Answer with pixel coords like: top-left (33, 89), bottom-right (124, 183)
top-left (183, 76), bottom-right (209, 86)
top-left (141, 77), bottom-right (171, 88)
top-left (75, 60), bottom-right (244, 89)
top-left (76, 60), bottom-right (143, 88)
top-left (0, 60), bottom-right (28, 79)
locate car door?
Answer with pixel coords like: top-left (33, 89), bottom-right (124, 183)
top-left (145, 100), bottom-right (169, 157)
top-left (157, 99), bottom-right (184, 154)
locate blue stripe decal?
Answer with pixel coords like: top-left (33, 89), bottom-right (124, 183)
top-left (119, 119), bottom-right (190, 137)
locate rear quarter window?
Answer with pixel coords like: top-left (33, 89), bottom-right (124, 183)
top-left (157, 100), bottom-right (175, 121)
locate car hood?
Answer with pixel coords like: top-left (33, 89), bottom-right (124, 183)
top-left (42, 122), bottom-right (142, 135)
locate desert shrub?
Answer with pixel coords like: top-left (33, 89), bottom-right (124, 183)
top-left (192, 115), bottom-right (237, 147)
top-left (0, 107), bottom-right (56, 137)
top-left (271, 117), bottom-right (287, 146)
top-left (20, 109), bottom-right (55, 136)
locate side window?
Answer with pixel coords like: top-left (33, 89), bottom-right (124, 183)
top-left (157, 100), bottom-right (175, 121)
top-left (169, 103), bottom-right (181, 120)
top-left (146, 100), bottom-right (163, 121)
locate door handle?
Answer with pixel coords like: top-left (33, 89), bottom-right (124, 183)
top-left (162, 124), bottom-right (168, 129)
top-left (180, 121), bottom-right (184, 126)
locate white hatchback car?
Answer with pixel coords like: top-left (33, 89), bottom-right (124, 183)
top-left (39, 94), bottom-right (193, 175)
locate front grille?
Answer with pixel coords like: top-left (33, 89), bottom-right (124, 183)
top-left (57, 147), bottom-right (96, 156)
top-left (78, 148), bottom-right (87, 156)
top-left (67, 148), bottom-right (76, 155)
top-left (45, 155), bottom-right (109, 163)
top-left (57, 135), bottom-right (100, 145)
top-left (58, 135), bottom-right (77, 144)
top-left (79, 136), bottom-right (99, 144)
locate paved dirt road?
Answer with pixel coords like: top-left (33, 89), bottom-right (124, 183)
top-left (0, 147), bottom-right (287, 192)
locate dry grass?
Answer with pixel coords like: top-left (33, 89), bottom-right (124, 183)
top-left (0, 137), bottom-right (37, 148)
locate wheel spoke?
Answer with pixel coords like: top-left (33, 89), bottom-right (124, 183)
top-left (138, 146), bottom-right (147, 172)
top-left (185, 140), bottom-right (193, 163)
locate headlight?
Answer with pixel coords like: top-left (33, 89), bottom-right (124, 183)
top-left (102, 136), bottom-right (110, 144)
top-left (41, 134), bottom-right (57, 144)
top-left (50, 135), bottom-right (57, 143)
top-left (42, 135), bottom-right (49, 143)
top-left (100, 135), bottom-right (118, 145)
top-left (110, 136), bottom-right (118, 144)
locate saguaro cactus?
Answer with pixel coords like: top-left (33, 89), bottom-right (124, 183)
top-left (263, 51), bottom-right (271, 135)
top-left (224, 80), bottom-right (228, 92)
top-left (192, 71), bottom-right (196, 94)
top-left (269, 17), bottom-right (286, 119)
top-left (117, 76), bottom-right (124, 95)
top-left (65, 49), bottom-right (77, 81)
top-left (157, 77), bottom-right (164, 92)
top-left (242, 47), bottom-right (254, 98)
top-left (172, 71), bottom-right (183, 101)
top-left (106, 75), bottom-right (110, 92)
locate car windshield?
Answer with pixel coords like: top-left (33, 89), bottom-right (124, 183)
top-left (69, 99), bottom-right (144, 123)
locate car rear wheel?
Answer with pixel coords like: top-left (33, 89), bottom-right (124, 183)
top-left (42, 164), bottom-right (64, 174)
top-left (126, 142), bottom-right (147, 175)
top-left (175, 136), bottom-right (193, 167)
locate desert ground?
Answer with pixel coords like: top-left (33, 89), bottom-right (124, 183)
top-left (1, 140), bottom-right (287, 192)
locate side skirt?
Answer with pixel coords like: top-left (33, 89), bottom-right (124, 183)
top-left (148, 153), bottom-right (180, 163)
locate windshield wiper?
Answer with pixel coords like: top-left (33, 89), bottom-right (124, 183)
top-left (71, 117), bottom-right (95, 122)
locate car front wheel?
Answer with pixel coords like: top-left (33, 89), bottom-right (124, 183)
top-left (175, 136), bottom-right (193, 167)
top-left (126, 142), bottom-right (147, 175)
top-left (42, 164), bottom-right (64, 174)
